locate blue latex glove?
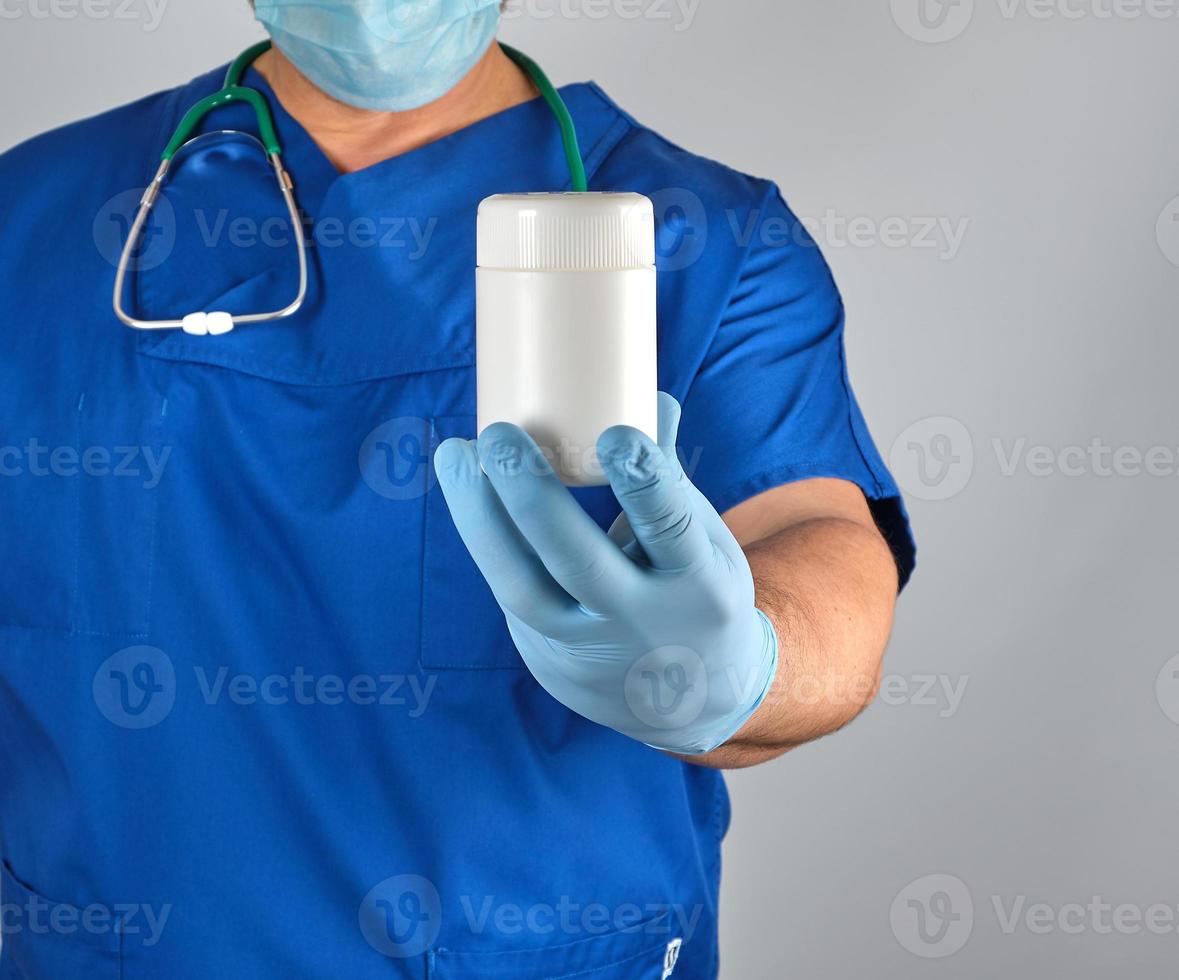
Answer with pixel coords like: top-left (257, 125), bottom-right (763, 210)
top-left (434, 393), bottom-right (779, 755)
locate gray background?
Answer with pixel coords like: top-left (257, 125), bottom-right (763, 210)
top-left (3, 0), bottom-right (1177, 976)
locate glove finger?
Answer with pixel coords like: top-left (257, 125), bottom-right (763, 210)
top-left (606, 511), bottom-right (648, 565)
top-left (476, 423), bottom-right (638, 612)
top-left (656, 392), bottom-right (738, 545)
top-left (597, 423), bottom-right (712, 573)
top-left (614, 393), bottom-right (687, 566)
top-left (656, 391), bottom-right (683, 464)
top-left (434, 437), bottom-right (581, 636)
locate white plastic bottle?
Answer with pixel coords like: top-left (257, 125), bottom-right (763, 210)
top-left (476, 192), bottom-right (658, 487)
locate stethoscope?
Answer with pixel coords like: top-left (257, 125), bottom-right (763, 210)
top-left (113, 40), bottom-right (586, 335)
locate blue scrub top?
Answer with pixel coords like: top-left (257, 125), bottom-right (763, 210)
top-left (0, 56), bottom-right (914, 980)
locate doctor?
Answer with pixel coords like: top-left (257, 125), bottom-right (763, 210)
top-left (0, 1), bottom-right (914, 977)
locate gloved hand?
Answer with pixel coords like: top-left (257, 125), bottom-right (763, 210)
top-left (434, 393), bottom-right (778, 755)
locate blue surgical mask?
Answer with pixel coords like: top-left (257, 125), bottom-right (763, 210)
top-left (253, 0), bottom-right (502, 112)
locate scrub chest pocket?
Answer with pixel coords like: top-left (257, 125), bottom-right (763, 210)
top-left (0, 391), bottom-right (165, 638)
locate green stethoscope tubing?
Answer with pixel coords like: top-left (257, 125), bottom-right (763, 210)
top-left (499, 43), bottom-right (588, 193)
top-left (165, 40), bottom-right (587, 190)
top-left (162, 40), bottom-right (281, 160)
top-left (114, 40), bottom-right (587, 331)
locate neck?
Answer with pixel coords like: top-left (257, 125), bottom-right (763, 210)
top-left (253, 42), bottom-right (538, 174)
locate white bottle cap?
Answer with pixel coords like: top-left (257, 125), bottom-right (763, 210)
top-left (477, 193), bottom-right (656, 272)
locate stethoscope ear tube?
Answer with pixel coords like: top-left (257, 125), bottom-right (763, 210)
top-left (112, 159), bottom-right (172, 330)
top-left (113, 41), bottom-right (581, 332)
top-left (500, 44), bottom-right (587, 193)
top-left (113, 151), bottom-right (307, 333)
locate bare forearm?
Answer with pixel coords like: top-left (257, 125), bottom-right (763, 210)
top-left (685, 516), bottom-right (899, 769)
